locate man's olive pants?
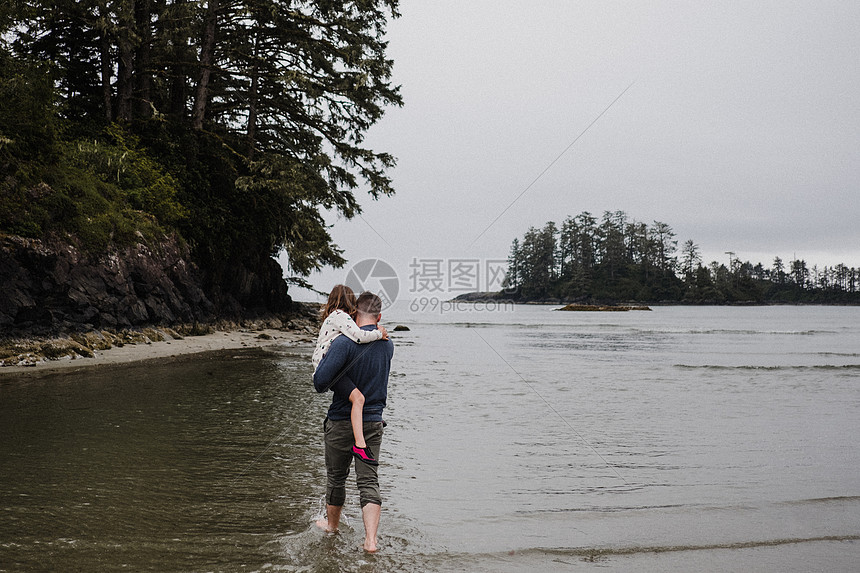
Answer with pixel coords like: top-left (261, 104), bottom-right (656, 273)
top-left (324, 418), bottom-right (384, 508)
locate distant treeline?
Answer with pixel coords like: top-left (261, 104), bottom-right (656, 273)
top-left (503, 211), bottom-right (860, 304)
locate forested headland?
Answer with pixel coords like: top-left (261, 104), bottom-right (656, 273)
top-left (500, 211), bottom-right (860, 304)
top-left (0, 1), bottom-right (400, 334)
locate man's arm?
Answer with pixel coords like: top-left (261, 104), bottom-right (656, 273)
top-left (313, 337), bottom-right (355, 394)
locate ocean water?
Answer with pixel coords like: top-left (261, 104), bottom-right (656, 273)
top-left (1, 305), bottom-right (858, 571)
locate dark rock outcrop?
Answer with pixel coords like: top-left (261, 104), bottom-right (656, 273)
top-left (0, 234), bottom-right (218, 335)
top-left (204, 253), bottom-right (293, 318)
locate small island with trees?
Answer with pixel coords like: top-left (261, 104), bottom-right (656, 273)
top-left (482, 211), bottom-right (860, 305)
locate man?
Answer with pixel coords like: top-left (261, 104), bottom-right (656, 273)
top-left (312, 291), bottom-right (394, 552)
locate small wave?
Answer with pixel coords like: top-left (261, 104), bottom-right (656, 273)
top-left (674, 364), bottom-right (860, 371)
top-left (782, 495), bottom-right (860, 506)
top-left (816, 352), bottom-right (860, 358)
top-left (515, 535), bottom-right (860, 559)
top-left (513, 503), bottom-right (694, 516)
top-left (401, 535), bottom-right (860, 572)
top-left (634, 328), bottom-right (835, 336)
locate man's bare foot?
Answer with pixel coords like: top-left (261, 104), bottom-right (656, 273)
top-left (315, 518), bottom-right (336, 534)
top-left (363, 539), bottom-right (378, 553)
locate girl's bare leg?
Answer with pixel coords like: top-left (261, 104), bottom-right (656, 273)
top-left (348, 387), bottom-right (367, 448)
top-left (348, 388), bottom-right (377, 465)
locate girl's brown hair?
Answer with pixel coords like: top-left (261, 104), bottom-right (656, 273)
top-left (321, 284), bottom-right (357, 321)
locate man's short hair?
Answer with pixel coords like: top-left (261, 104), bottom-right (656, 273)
top-left (356, 291), bottom-right (382, 315)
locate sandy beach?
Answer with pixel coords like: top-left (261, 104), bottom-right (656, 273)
top-left (0, 326), bottom-right (316, 378)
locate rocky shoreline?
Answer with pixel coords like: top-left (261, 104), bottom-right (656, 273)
top-left (0, 231), bottom-right (324, 371)
top-left (0, 232), bottom-right (296, 334)
top-left (0, 309), bottom-right (321, 372)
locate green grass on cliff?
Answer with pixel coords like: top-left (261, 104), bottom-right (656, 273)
top-left (0, 123), bottom-right (186, 253)
top-left (0, 54), bottom-right (185, 253)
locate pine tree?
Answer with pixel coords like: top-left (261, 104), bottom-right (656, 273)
top-left (2, 0), bottom-right (402, 280)
top-left (503, 238), bottom-right (521, 293)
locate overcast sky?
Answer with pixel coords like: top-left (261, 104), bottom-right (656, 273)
top-left (284, 0), bottom-right (860, 303)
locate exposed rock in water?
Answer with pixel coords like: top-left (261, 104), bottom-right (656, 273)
top-left (392, 325), bottom-right (410, 331)
top-left (557, 304), bottom-right (652, 312)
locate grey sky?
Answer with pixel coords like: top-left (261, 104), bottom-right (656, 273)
top-left (285, 0), bottom-right (860, 301)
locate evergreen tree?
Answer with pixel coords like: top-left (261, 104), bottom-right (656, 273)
top-left (598, 210), bottom-right (627, 280)
top-left (772, 257), bottom-right (786, 284)
top-left (680, 239), bottom-right (701, 287)
top-left (790, 259), bottom-right (809, 289)
top-left (650, 222), bottom-right (677, 273)
top-left (1, 0), bottom-right (403, 304)
top-left (503, 238), bottom-right (521, 293)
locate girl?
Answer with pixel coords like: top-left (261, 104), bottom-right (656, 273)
top-left (313, 284), bottom-right (388, 465)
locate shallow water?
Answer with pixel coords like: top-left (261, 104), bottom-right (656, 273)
top-left (1, 306), bottom-right (859, 571)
